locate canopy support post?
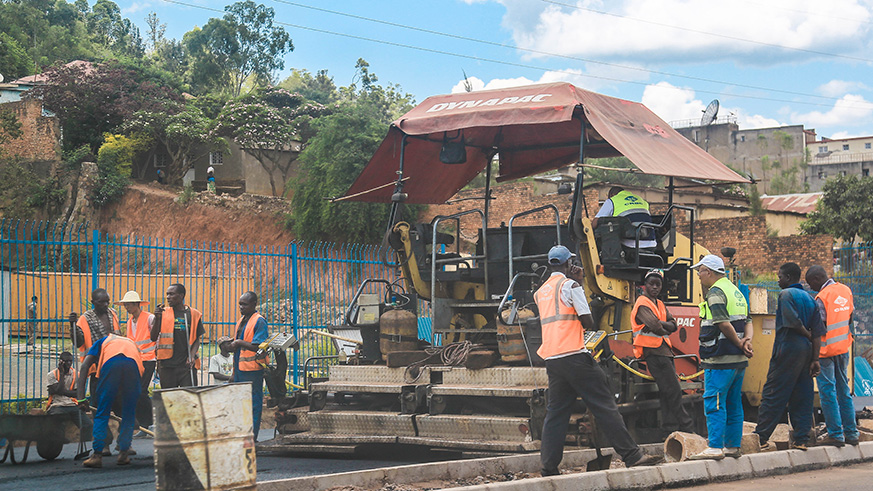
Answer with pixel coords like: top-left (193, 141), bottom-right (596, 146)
top-left (668, 176), bottom-right (675, 208)
top-left (385, 134), bottom-right (409, 238)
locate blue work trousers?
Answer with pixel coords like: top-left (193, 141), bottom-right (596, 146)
top-left (93, 359), bottom-right (141, 453)
top-left (702, 367), bottom-right (745, 448)
top-left (818, 352), bottom-right (858, 441)
top-left (755, 335), bottom-right (814, 445)
top-left (234, 369), bottom-right (265, 441)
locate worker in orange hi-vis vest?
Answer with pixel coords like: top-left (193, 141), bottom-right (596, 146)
top-left (117, 290), bottom-right (156, 437)
top-left (149, 283), bottom-right (205, 388)
top-left (45, 351), bottom-right (94, 436)
top-left (631, 268), bottom-right (695, 436)
top-left (76, 334), bottom-right (144, 468)
top-left (68, 288), bottom-right (121, 414)
top-left (229, 291), bottom-right (270, 441)
top-left (534, 245), bottom-right (663, 477)
top-left (806, 265), bottom-right (860, 447)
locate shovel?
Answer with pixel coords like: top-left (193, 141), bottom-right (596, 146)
top-left (586, 412), bottom-right (613, 472)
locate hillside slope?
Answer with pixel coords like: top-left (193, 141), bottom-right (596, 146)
top-left (98, 183), bottom-right (296, 247)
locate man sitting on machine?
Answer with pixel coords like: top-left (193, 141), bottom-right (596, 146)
top-left (592, 186), bottom-right (662, 269)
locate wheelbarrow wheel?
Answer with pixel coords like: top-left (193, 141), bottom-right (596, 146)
top-left (37, 438), bottom-right (63, 461)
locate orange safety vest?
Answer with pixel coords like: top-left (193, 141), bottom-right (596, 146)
top-left (817, 282), bottom-right (854, 358)
top-left (534, 274), bottom-right (586, 359)
top-left (96, 334), bottom-right (144, 378)
top-left (46, 367), bottom-right (77, 408)
top-left (631, 295), bottom-right (673, 359)
top-left (237, 313), bottom-right (269, 372)
top-left (76, 311), bottom-right (120, 374)
top-left (127, 311), bottom-right (156, 361)
top-left (156, 306), bottom-right (202, 369)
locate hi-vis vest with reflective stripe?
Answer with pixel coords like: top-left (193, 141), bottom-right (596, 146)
top-left (610, 190), bottom-right (655, 240)
top-left (534, 274), bottom-right (586, 359)
top-left (128, 311), bottom-right (156, 361)
top-left (699, 277), bottom-right (748, 359)
top-left (46, 367), bottom-right (77, 408)
top-left (816, 282), bottom-right (854, 358)
top-left (237, 312), bottom-right (269, 372)
top-left (156, 306), bottom-right (202, 369)
top-left (96, 334), bottom-right (144, 378)
top-left (76, 311), bottom-right (120, 374)
top-left (631, 295), bottom-right (672, 359)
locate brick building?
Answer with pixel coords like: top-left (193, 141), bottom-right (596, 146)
top-left (0, 84), bottom-right (60, 163)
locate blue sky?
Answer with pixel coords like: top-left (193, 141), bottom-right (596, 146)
top-left (118, 0), bottom-right (873, 140)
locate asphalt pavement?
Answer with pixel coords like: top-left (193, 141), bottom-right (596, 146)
top-left (0, 430), bottom-right (441, 491)
top-left (689, 460), bottom-right (873, 491)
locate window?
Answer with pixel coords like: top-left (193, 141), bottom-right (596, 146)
top-left (866, 143), bottom-right (871, 149)
top-left (863, 169), bottom-right (869, 177)
top-left (153, 154), bottom-right (166, 168)
top-left (692, 130), bottom-right (699, 143)
top-left (740, 135), bottom-right (745, 142)
top-left (843, 144), bottom-right (850, 151)
top-left (818, 146), bottom-right (828, 153)
top-left (209, 152), bottom-right (224, 166)
top-left (818, 171), bottom-right (827, 179)
top-left (840, 171), bottom-right (847, 177)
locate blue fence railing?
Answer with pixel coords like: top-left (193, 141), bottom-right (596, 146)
top-left (0, 219), bottom-right (415, 411)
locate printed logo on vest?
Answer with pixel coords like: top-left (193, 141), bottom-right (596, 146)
top-left (834, 295), bottom-right (848, 306)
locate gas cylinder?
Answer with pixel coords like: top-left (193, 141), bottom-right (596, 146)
top-left (379, 308), bottom-right (418, 361)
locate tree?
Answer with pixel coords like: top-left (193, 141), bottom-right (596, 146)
top-left (123, 105), bottom-right (226, 184)
top-left (145, 11), bottom-right (166, 52)
top-left (801, 174), bottom-right (873, 242)
top-left (26, 60), bottom-right (183, 152)
top-left (184, 1), bottom-right (293, 96)
top-left (583, 157), bottom-right (664, 187)
top-left (91, 133), bottom-right (151, 206)
top-left (0, 32), bottom-right (35, 80)
top-left (216, 87), bottom-right (332, 196)
top-left (278, 69), bottom-right (338, 105)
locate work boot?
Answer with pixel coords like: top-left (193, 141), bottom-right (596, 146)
top-left (101, 448), bottom-right (112, 456)
top-left (116, 450), bottom-right (131, 465)
top-left (115, 444), bottom-right (137, 455)
top-left (817, 435), bottom-right (845, 447)
top-left (846, 437), bottom-right (860, 446)
top-left (627, 453), bottom-right (665, 467)
top-left (83, 453), bottom-right (103, 468)
top-left (724, 447), bottom-right (742, 458)
top-left (541, 468), bottom-right (560, 476)
top-left (688, 447), bottom-right (725, 461)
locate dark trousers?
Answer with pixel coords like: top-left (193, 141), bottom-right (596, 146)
top-left (93, 361), bottom-right (141, 453)
top-left (754, 334), bottom-right (814, 445)
top-left (158, 364), bottom-right (198, 389)
top-left (135, 360), bottom-right (156, 428)
top-left (234, 369), bottom-right (265, 441)
top-left (48, 405), bottom-right (94, 439)
top-left (541, 352), bottom-right (642, 471)
top-left (646, 354), bottom-right (695, 434)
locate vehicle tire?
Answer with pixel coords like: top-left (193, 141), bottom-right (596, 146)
top-left (37, 438), bottom-right (63, 461)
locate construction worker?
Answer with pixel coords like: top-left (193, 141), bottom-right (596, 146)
top-left (69, 288), bottom-right (121, 410)
top-left (689, 254), bottom-right (753, 460)
top-left (76, 334), bottom-right (143, 468)
top-left (150, 284), bottom-right (205, 388)
top-left (806, 265), bottom-right (859, 447)
top-left (631, 268), bottom-right (695, 436)
top-left (535, 246), bottom-right (662, 476)
top-left (117, 290), bottom-right (156, 437)
top-left (45, 351), bottom-right (93, 436)
top-left (229, 291), bottom-right (269, 441)
top-left (754, 262), bottom-right (824, 451)
top-left (592, 186), bottom-right (656, 249)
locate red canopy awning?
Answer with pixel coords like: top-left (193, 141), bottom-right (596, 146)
top-left (344, 82), bottom-right (747, 204)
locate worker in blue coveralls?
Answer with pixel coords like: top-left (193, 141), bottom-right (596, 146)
top-left (754, 262), bottom-right (825, 451)
top-left (229, 291), bottom-right (269, 441)
top-left (76, 334), bottom-right (143, 468)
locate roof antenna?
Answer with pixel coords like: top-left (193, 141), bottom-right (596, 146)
top-left (462, 70), bottom-right (473, 93)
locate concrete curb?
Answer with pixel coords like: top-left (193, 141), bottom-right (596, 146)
top-left (257, 442), bottom-right (873, 490)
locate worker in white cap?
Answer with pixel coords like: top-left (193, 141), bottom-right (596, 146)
top-left (116, 291), bottom-right (155, 438)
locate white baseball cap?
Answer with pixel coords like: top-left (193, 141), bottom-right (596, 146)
top-left (690, 254), bottom-right (725, 274)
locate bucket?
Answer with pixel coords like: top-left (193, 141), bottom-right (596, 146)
top-left (153, 383), bottom-right (256, 490)
top-left (496, 307), bottom-right (536, 363)
top-left (380, 308), bottom-right (418, 361)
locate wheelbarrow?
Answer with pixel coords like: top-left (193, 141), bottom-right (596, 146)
top-left (0, 412), bottom-right (80, 464)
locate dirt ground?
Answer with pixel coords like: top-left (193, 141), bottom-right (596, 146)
top-left (98, 182), bottom-right (296, 247)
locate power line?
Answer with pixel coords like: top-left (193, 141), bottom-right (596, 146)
top-left (268, 0), bottom-right (853, 105)
top-left (542, 0), bottom-right (873, 64)
top-left (160, 0), bottom-right (873, 111)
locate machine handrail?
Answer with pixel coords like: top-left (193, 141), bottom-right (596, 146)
top-left (344, 278), bottom-right (392, 326)
top-left (508, 204), bottom-right (562, 286)
top-left (497, 272), bottom-right (542, 323)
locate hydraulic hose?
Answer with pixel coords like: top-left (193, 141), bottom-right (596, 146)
top-left (611, 355), bottom-right (704, 381)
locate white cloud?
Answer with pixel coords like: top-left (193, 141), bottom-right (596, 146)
top-left (641, 82), bottom-right (782, 128)
top-left (450, 63), bottom-right (650, 94)
top-left (122, 2), bottom-right (152, 15)
top-left (737, 112), bottom-right (782, 129)
top-left (818, 80), bottom-right (870, 97)
top-left (791, 94), bottom-right (873, 127)
top-left (490, 0), bottom-right (871, 65)
top-left (828, 131), bottom-right (867, 139)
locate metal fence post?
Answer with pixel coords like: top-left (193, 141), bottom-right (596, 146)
top-left (291, 242), bottom-right (299, 383)
top-left (91, 229), bottom-right (100, 293)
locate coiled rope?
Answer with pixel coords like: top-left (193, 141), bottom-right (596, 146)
top-left (404, 341), bottom-right (479, 383)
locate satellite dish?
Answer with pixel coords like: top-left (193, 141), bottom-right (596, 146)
top-left (0, 73), bottom-right (4, 83)
top-left (701, 99), bottom-right (719, 126)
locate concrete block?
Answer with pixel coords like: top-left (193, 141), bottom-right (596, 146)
top-left (704, 455), bottom-right (754, 482)
top-left (746, 450), bottom-right (792, 476)
top-left (822, 444), bottom-right (863, 465)
top-left (606, 467), bottom-right (663, 490)
top-left (664, 431), bottom-right (708, 462)
top-left (786, 447), bottom-right (831, 471)
top-left (859, 441), bottom-right (873, 460)
top-left (771, 423), bottom-right (792, 450)
top-left (658, 460), bottom-right (710, 486)
top-left (741, 432), bottom-right (761, 455)
top-left (458, 472), bottom-right (611, 491)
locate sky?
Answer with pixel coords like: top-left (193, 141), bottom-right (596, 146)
top-left (117, 0), bottom-right (873, 140)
